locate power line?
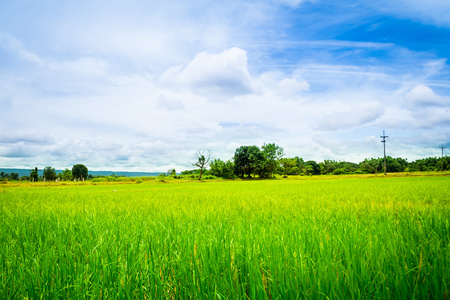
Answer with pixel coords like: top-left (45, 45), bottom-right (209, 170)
top-left (380, 130), bottom-right (389, 175)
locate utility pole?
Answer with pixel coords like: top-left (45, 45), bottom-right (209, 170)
top-left (380, 130), bottom-right (389, 175)
top-left (439, 145), bottom-right (446, 171)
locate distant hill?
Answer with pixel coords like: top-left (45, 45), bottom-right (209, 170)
top-left (0, 168), bottom-right (162, 178)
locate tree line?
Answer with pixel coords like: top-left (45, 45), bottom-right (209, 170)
top-left (189, 143), bottom-right (449, 179)
top-left (0, 164), bottom-right (89, 182)
top-left (2, 144), bottom-right (448, 182)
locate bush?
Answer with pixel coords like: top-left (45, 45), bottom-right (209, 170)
top-left (92, 178), bottom-right (107, 183)
top-left (333, 169), bottom-right (346, 175)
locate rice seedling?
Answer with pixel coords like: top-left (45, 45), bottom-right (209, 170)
top-left (0, 176), bottom-right (449, 298)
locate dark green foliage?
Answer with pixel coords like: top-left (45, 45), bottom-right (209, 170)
top-left (62, 168), bottom-right (72, 181)
top-left (319, 160), bottom-right (359, 175)
top-left (261, 143), bottom-right (284, 178)
top-left (30, 167), bottom-right (39, 182)
top-left (280, 158), bottom-right (296, 176)
top-left (407, 156), bottom-right (450, 172)
top-left (72, 164), bottom-right (88, 181)
top-left (209, 159), bottom-right (236, 179)
top-left (305, 161), bottom-right (321, 175)
top-left (332, 168), bottom-right (346, 175)
top-left (43, 166), bottom-right (57, 181)
top-left (0, 172), bottom-right (19, 181)
top-left (233, 145), bottom-right (264, 178)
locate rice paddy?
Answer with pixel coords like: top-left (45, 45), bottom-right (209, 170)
top-left (1, 176), bottom-right (449, 299)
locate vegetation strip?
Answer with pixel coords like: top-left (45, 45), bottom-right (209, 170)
top-left (1, 175), bottom-right (449, 298)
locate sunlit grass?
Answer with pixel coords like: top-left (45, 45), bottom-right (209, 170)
top-left (1, 176), bottom-right (449, 298)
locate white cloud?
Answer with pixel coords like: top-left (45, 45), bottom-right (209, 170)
top-left (317, 102), bottom-right (384, 130)
top-left (0, 32), bottom-right (44, 64)
top-left (274, 0), bottom-right (315, 8)
top-left (405, 84), bottom-right (445, 107)
top-left (1, 1), bottom-right (450, 171)
top-left (160, 47), bottom-right (254, 98)
top-left (373, 0), bottom-right (450, 27)
top-left (48, 57), bottom-right (109, 76)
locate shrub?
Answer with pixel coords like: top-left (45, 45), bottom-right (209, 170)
top-left (333, 168), bottom-right (346, 175)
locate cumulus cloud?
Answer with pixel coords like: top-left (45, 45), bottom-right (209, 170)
top-left (1, 1), bottom-right (449, 170)
top-left (160, 47), bottom-right (254, 98)
top-left (256, 72), bottom-right (309, 100)
top-left (405, 84), bottom-right (445, 107)
top-left (408, 106), bottom-right (450, 129)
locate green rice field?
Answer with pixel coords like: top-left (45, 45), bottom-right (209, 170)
top-left (1, 175), bottom-right (450, 299)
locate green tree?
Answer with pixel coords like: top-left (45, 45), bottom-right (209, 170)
top-left (30, 167), bottom-right (39, 182)
top-left (358, 158), bottom-right (381, 174)
top-left (193, 150), bottom-right (210, 181)
top-left (280, 158), bottom-right (296, 176)
top-left (319, 159), bottom-right (338, 174)
top-left (305, 161), bottom-right (321, 175)
top-left (210, 158), bottom-right (225, 177)
top-left (72, 164), bottom-right (88, 181)
top-left (222, 160), bottom-right (236, 179)
top-left (62, 168), bottom-right (72, 181)
top-left (248, 146), bottom-right (266, 178)
top-left (210, 159), bottom-right (236, 179)
top-left (234, 145), bottom-right (264, 178)
top-left (43, 166), bottom-right (57, 181)
top-left (294, 156), bottom-right (305, 175)
top-left (261, 143), bottom-right (284, 178)
top-left (10, 172), bottom-right (19, 180)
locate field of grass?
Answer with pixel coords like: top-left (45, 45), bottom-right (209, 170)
top-left (1, 175), bottom-right (449, 299)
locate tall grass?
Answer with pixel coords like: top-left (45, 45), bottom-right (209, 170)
top-left (1, 177), bottom-right (449, 298)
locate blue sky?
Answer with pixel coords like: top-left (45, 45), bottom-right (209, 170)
top-left (1, 0), bottom-right (449, 171)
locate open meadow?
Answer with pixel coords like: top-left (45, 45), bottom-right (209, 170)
top-left (1, 175), bottom-right (449, 299)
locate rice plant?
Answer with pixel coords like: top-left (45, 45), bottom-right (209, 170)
top-left (0, 176), bottom-right (449, 298)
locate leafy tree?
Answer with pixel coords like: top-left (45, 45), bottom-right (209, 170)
top-left (234, 145), bottom-right (264, 178)
top-left (234, 146), bottom-right (251, 177)
top-left (210, 159), bottom-right (236, 179)
top-left (193, 150), bottom-right (210, 181)
top-left (222, 160), bottom-right (236, 179)
top-left (72, 164), bottom-right (88, 181)
top-left (210, 158), bottom-right (224, 177)
top-left (248, 146), bottom-right (266, 178)
top-left (319, 160), bottom-right (338, 174)
top-left (10, 173), bottom-right (19, 180)
top-left (62, 168), bottom-right (72, 181)
top-left (30, 167), bottom-right (39, 182)
top-left (332, 168), bottom-right (346, 175)
top-left (167, 169), bottom-right (176, 176)
top-left (262, 143), bottom-right (284, 178)
top-left (338, 161), bottom-right (359, 173)
top-left (293, 156), bottom-right (305, 175)
top-left (280, 158), bottom-right (296, 176)
top-left (43, 166), bottom-right (57, 181)
top-left (305, 161), bottom-right (321, 175)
